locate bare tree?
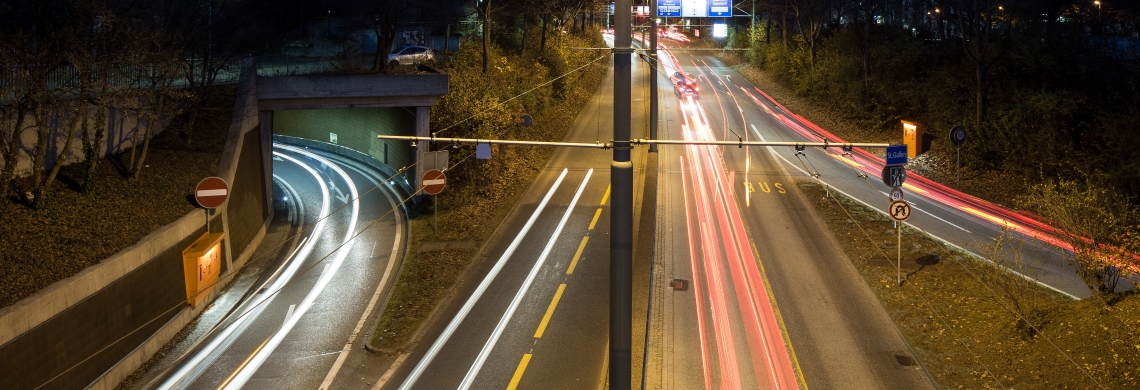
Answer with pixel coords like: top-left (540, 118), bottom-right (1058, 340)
top-left (119, 25), bottom-right (189, 181)
top-left (1017, 174), bottom-right (1140, 297)
top-left (977, 228), bottom-right (1049, 338)
top-left (946, 0), bottom-right (1014, 130)
top-left (791, 0), bottom-right (834, 66)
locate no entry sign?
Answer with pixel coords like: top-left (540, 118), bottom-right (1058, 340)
top-left (195, 177), bottom-right (229, 208)
top-left (422, 169), bottom-right (446, 195)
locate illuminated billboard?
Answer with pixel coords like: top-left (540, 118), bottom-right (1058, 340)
top-left (713, 23), bottom-right (728, 38)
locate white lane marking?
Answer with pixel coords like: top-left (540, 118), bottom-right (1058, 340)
top-left (224, 146), bottom-right (361, 389)
top-left (458, 169), bottom-right (594, 389)
top-left (312, 148), bottom-right (408, 390)
top-left (284, 305), bottom-right (295, 326)
top-left (196, 189), bottom-right (227, 197)
top-left (398, 169), bottom-right (571, 390)
top-left (159, 152), bottom-right (332, 389)
top-left (754, 131), bottom-right (1078, 300)
top-left (878, 191), bottom-right (972, 233)
top-left (320, 206), bottom-right (405, 390)
top-left (375, 353), bottom-right (410, 390)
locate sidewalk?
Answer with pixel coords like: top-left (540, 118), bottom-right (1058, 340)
top-left (118, 208), bottom-right (300, 389)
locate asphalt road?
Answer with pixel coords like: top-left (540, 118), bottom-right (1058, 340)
top-left (379, 35), bottom-right (655, 390)
top-left (134, 144), bottom-right (406, 390)
top-left (641, 35), bottom-right (1101, 389)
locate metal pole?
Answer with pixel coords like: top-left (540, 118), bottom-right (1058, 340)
top-left (649, 1), bottom-right (659, 153)
top-left (612, 0), bottom-right (633, 388)
top-left (956, 146), bottom-right (961, 187)
top-left (897, 223), bottom-right (901, 286)
top-left (433, 195), bottom-right (438, 233)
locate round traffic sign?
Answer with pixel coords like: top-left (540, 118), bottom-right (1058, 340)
top-left (195, 177), bottom-right (229, 208)
top-left (421, 169), bottom-right (446, 195)
top-left (881, 165), bottom-right (907, 188)
top-left (949, 126), bottom-right (967, 146)
top-left (889, 200), bottom-right (912, 221)
top-left (889, 187), bottom-right (904, 201)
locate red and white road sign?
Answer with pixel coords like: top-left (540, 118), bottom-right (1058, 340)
top-left (422, 169), bottom-right (446, 195)
top-left (889, 200), bottom-right (912, 222)
top-left (195, 177), bottom-right (229, 208)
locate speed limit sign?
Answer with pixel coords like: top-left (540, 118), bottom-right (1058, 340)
top-left (889, 187), bottom-right (904, 201)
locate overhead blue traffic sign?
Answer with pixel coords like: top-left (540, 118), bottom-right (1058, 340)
top-left (658, 0), bottom-right (681, 16)
top-left (885, 144), bottom-right (907, 166)
top-left (708, 0), bottom-right (732, 16)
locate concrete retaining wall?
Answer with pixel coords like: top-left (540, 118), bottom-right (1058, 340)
top-left (0, 59), bottom-right (271, 390)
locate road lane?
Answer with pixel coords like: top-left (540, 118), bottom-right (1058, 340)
top-left (644, 40), bottom-right (936, 389)
top-left (141, 144), bottom-right (405, 390)
top-left (381, 36), bottom-right (654, 389)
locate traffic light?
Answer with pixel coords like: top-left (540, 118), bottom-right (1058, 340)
top-left (902, 120), bottom-right (933, 158)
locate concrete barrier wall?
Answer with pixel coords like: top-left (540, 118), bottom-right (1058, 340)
top-left (0, 99), bottom-right (176, 180)
top-left (0, 59), bottom-right (272, 390)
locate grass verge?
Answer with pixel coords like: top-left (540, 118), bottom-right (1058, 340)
top-left (798, 181), bottom-right (1140, 388)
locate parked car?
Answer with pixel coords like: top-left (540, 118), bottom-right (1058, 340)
top-left (671, 71), bottom-right (699, 98)
top-left (388, 46), bottom-right (435, 67)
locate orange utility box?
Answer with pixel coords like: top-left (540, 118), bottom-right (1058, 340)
top-left (182, 232), bottom-right (224, 307)
top-left (902, 120), bottom-right (923, 158)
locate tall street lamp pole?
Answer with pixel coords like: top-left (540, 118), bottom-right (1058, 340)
top-left (650, 0), bottom-right (659, 153)
top-left (611, 0), bottom-right (634, 388)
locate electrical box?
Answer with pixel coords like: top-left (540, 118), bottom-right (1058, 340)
top-left (902, 120), bottom-right (923, 158)
top-left (182, 232), bottom-right (225, 307)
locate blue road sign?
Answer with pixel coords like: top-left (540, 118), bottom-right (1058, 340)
top-left (708, 0), bottom-right (732, 16)
top-left (658, 0), bottom-right (681, 16)
top-left (885, 144), bottom-right (908, 166)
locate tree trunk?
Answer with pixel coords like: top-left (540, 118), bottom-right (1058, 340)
top-left (31, 106), bottom-right (48, 208)
top-left (541, 15), bottom-right (548, 52)
top-left (976, 63), bottom-right (987, 130)
top-left (520, 17), bottom-right (527, 55)
top-left (482, 0), bottom-right (492, 74)
top-left (373, 27), bottom-right (384, 71)
top-left (863, 8), bottom-right (872, 83)
top-left (0, 104), bottom-right (28, 200)
top-left (37, 104), bottom-right (83, 209)
top-left (781, 8), bottom-right (788, 49)
top-left (82, 104), bottom-right (106, 195)
top-left (131, 93), bottom-right (163, 179)
top-left (765, 10), bottom-right (772, 45)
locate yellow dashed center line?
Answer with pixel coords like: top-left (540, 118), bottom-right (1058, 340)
top-left (588, 208), bottom-right (603, 230)
top-left (507, 184), bottom-right (609, 388)
top-left (567, 236), bottom-right (589, 274)
top-left (506, 353), bottom-right (533, 390)
top-left (534, 284), bottom-right (567, 338)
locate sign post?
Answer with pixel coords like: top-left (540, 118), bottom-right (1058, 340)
top-left (422, 169), bottom-right (446, 232)
top-left (949, 126), bottom-right (967, 186)
top-left (194, 177), bottom-right (229, 233)
top-left (889, 199), bottom-right (912, 286)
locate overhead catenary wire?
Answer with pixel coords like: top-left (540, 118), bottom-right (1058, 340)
top-left (431, 53), bottom-right (609, 137)
top-left (797, 144), bottom-right (1106, 388)
top-left (55, 146), bottom-right (447, 390)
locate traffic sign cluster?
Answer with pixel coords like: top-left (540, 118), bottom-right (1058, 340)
top-left (881, 145), bottom-right (910, 221)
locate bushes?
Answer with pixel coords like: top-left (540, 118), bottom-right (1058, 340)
top-left (745, 22), bottom-right (1140, 202)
